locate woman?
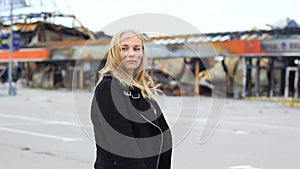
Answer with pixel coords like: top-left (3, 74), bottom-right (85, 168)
top-left (91, 30), bottom-right (172, 169)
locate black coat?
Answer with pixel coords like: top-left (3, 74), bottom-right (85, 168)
top-left (91, 74), bottom-right (172, 169)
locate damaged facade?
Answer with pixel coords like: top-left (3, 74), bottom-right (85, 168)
top-left (1, 16), bottom-right (300, 98)
top-left (0, 16), bottom-right (111, 90)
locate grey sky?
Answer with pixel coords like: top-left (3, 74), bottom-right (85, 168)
top-left (1, 0), bottom-right (299, 35)
top-left (68, 0), bottom-right (300, 35)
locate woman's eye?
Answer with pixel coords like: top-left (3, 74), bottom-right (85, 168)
top-left (121, 47), bottom-right (128, 51)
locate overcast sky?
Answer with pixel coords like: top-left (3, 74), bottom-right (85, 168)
top-left (3, 0), bottom-right (300, 35)
top-left (64, 0), bottom-right (300, 35)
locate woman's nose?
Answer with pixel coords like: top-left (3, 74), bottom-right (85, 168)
top-left (128, 48), bottom-right (136, 57)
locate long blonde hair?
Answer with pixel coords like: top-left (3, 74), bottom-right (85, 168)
top-left (97, 30), bottom-right (156, 100)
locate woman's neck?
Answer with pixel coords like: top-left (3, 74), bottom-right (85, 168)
top-left (114, 71), bottom-right (134, 84)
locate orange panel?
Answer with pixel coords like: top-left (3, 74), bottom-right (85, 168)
top-left (212, 40), bottom-right (265, 54)
top-left (0, 48), bottom-right (50, 62)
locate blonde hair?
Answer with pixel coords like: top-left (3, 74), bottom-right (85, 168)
top-left (97, 30), bottom-right (156, 100)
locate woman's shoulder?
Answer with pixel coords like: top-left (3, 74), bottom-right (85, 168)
top-left (95, 74), bottom-right (113, 91)
top-left (95, 74), bottom-right (126, 94)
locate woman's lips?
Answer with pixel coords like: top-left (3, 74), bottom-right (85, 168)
top-left (127, 60), bottom-right (137, 63)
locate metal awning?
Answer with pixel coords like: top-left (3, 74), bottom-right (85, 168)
top-left (145, 42), bottom-right (218, 58)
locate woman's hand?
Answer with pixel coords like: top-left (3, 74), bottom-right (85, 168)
top-left (154, 83), bottom-right (162, 89)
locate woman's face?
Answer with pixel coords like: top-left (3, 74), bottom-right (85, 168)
top-left (119, 33), bottom-right (143, 75)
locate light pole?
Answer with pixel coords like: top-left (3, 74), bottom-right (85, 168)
top-left (8, 0), bottom-right (16, 96)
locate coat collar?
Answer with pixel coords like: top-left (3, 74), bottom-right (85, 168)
top-left (103, 73), bottom-right (141, 95)
top-left (103, 73), bottom-right (160, 126)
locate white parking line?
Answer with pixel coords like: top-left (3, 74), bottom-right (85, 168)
top-left (0, 126), bottom-right (83, 142)
top-left (229, 165), bottom-right (261, 169)
top-left (194, 117), bottom-right (300, 131)
top-left (224, 121), bottom-right (300, 131)
top-left (0, 113), bottom-right (83, 127)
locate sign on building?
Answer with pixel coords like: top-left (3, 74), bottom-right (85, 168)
top-left (1, 33), bottom-right (9, 50)
top-left (261, 39), bottom-right (300, 52)
top-left (1, 33), bottom-right (20, 50)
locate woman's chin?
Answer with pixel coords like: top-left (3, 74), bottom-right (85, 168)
top-left (126, 65), bottom-right (139, 71)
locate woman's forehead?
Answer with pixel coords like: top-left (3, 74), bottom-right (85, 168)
top-left (120, 33), bottom-right (142, 43)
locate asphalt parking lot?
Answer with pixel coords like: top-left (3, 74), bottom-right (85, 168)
top-left (0, 87), bottom-right (299, 169)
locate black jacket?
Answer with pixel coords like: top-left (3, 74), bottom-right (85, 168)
top-left (91, 74), bottom-right (172, 169)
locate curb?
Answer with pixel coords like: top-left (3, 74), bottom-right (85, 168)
top-left (245, 97), bottom-right (300, 108)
